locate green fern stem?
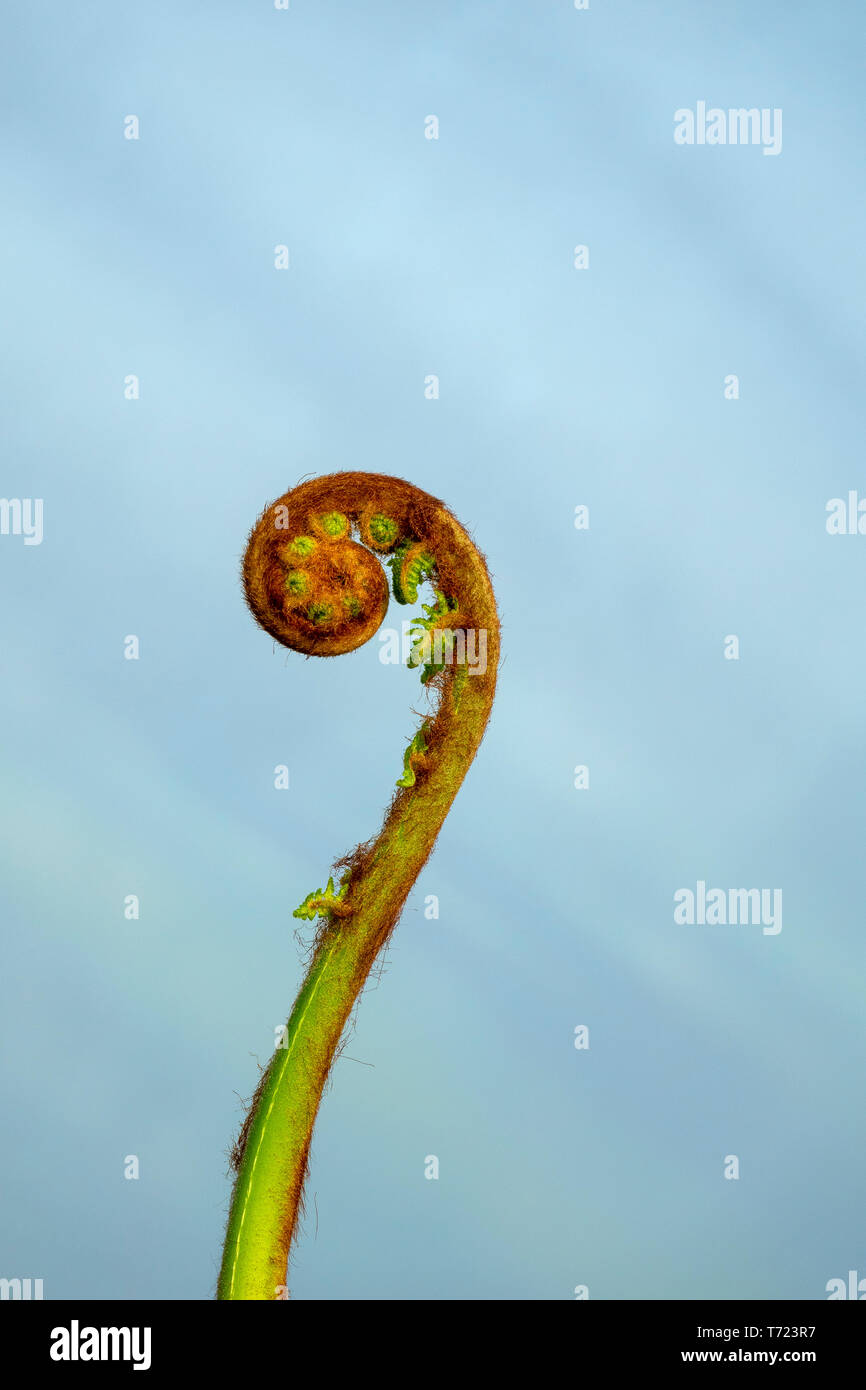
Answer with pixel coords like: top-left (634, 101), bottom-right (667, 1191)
top-left (217, 472), bottom-right (498, 1300)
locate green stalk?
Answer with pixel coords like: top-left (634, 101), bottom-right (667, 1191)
top-left (218, 682), bottom-right (490, 1299)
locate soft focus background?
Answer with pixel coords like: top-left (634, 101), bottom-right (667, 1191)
top-left (1, 1), bottom-right (864, 1300)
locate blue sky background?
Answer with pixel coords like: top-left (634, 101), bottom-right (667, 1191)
top-left (1, 1), bottom-right (864, 1299)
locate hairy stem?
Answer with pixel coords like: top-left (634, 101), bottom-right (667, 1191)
top-left (217, 472), bottom-right (498, 1300)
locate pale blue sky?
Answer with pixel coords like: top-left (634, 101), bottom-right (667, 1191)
top-left (1, 1), bottom-right (864, 1299)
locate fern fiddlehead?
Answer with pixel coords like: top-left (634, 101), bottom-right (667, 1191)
top-left (217, 471), bottom-right (499, 1300)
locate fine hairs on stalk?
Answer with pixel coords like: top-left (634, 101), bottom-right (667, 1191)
top-left (218, 471), bottom-right (499, 1300)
